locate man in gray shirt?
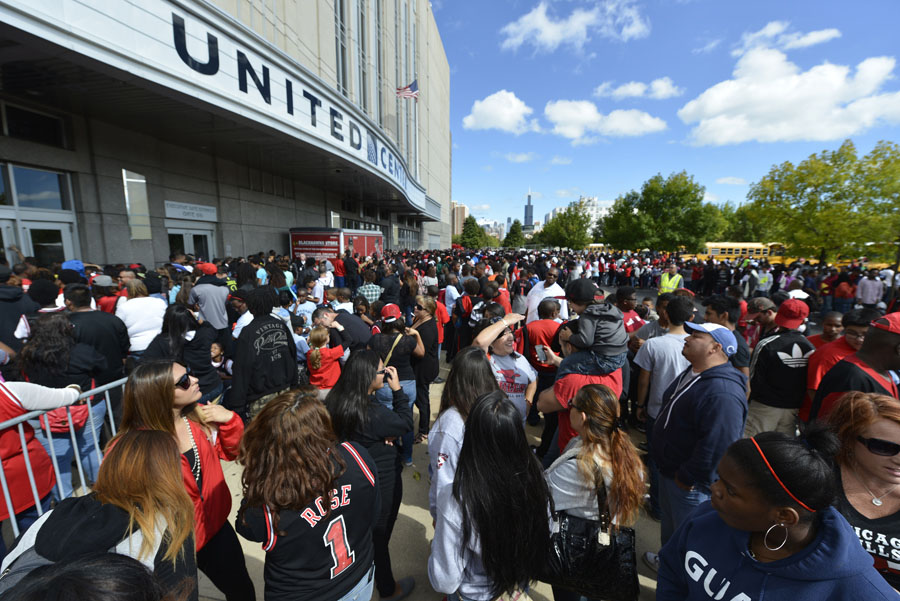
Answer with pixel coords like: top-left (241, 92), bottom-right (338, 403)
top-left (188, 262), bottom-right (230, 342)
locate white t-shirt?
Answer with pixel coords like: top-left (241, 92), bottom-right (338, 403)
top-left (115, 296), bottom-right (167, 352)
top-left (488, 353), bottom-right (537, 421)
top-left (232, 311), bottom-right (254, 339)
top-left (633, 333), bottom-right (690, 419)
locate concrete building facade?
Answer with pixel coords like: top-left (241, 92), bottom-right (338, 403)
top-left (0, 0), bottom-right (451, 266)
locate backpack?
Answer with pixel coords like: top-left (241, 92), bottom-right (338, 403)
top-left (0, 547), bottom-right (53, 594)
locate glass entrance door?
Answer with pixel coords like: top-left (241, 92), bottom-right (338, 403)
top-left (0, 219), bottom-right (17, 266)
top-left (167, 228), bottom-right (214, 260)
top-left (21, 221), bottom-right (75, 266)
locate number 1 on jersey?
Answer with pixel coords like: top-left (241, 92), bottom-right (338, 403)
top-left (324, 514), bottom-right (355, 578)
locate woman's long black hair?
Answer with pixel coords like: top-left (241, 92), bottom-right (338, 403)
top-left (452, 390), bottom-right (551, 598)
top-left (235, 262), bottom-right (257, 289)
top-left (159, 304), bottom-right (199, 361)
top-left (439, 346), bottom-right (499, 420)
top-left (18, 313), bottom-right (74, 376)
top-left (325, 349), bottom-right (379, 440)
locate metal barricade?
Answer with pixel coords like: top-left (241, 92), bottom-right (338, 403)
top-left (0, 378), bottom-right (127, 537)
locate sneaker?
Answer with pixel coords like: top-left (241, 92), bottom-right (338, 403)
top-left (642, 551), bottom-right (659, 573)
top-left (434, 377), bottom-right (445, 384)
top-left (402, 459), bottom-right (414, 468)
top-left (381, 576), bottom-right (415, 601)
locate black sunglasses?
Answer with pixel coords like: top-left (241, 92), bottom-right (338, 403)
top-left (857, 435), bottom-right (900, 457)
top-left (175, 368), bottom-right (193, 391)
top-left (414, 304), bottom-right (424, 311)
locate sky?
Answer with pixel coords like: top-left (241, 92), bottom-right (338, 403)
top-left (430, 0), bottom-right (900, 227)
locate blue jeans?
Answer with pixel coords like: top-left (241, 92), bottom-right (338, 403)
top-left (374, 380), bottom-right (416, 463)
top-left (659, 475), bottom-right (709, 546)
top-left (198, 381), bottom-right (224, 404)
top-left (335, 565), bottom-right (374, 601)
top-left (34, 401), bottom-right (107, 499)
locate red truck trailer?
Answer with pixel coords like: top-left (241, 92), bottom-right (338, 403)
top-left (289, 227), bottom-right (383, 262)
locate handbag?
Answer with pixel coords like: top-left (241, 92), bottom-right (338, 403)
top-left (541, 454), bottom-right (639, 601)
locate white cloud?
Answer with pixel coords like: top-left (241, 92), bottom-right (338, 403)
top-left (693, 39), bottom-right (721, 54)
top-left (471, 204), bottom-right (491, 212)
top-left (556, 187), bottom-right (580, 198)
top-left (463, 90), bottom-right (540, 135)
top-left (704, 191), bottom-right (720, 202)
top-left (593, 77), bottom-right (683, 100)
top-left (550, 156), bottom-right (573, 165)
top-left (482, 165), bottom-right (494, 172)
top-left (505, 152), bottom-right (538, 163)
top-left (544, 100), bottom-right (667, 144)
top-left (678, 46), bottom-right (900, 146)
top-left (716, 176), bottom-right (747, 185)
top-left (732, 21), bottom-right (841, 57)
top-left (500, 0), bottom-right (649, 53)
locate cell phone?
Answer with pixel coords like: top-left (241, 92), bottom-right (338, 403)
top-left (536, 345), bottom-right (548, 362)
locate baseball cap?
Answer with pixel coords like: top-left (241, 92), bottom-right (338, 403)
top-left (381, 304), bottom-right (402, 323)
top-left (197, 262), bottom-right (218, 276)
top-left (870, 312), bottom-right (900, 335)
top-left (774, 298), bottom-right (809, 330)
top-left (683, 322), bottom-right (738, 357)
top-left (745, 297), bottom-right (776, 320)
top-left (565, 278), bottom-right (600, 304)
top-left (92, 274), bottom-right (114, 287)
top-left (61, 260), bottom-right (85, 277)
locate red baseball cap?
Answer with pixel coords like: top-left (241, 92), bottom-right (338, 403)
top-left (870, 312), bottom-right (900, 335)
top-left (197, 262), bottom-right (218, 275)
top-left (381, 304), bottom-right (402, 323)
top-left (774, 298), bottom-right (809, 330)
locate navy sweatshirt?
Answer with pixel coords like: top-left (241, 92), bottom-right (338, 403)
top-left (651, 362), bottom-right (747, 489)
top-left (658, 502), bottom-right (898, 600)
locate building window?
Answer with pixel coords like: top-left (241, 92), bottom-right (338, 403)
top-left (122, 169), bottom-right (152, 240)
top-left (375, 0), bottom-right (384, 126)
top-left (335, 0), bottom-right (349, 96)
top-left (0, 165), bottom-right (8, 206)
top-left (11, 165), bottom-right (68, 210)
top-left (356, 0), bottom-right (369, 112)
top-left (3, 103), bottom-right (65, 148)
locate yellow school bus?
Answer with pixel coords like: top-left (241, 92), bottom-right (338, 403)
top-left (690, 242), bottom-right (792, 264)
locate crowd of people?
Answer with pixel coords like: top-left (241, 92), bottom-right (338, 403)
top-left (0, 245), bottom-right (898, 600)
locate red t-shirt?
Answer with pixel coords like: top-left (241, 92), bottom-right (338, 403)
top-left (805, 336), bottom-right (857, 391)
top-left (496, 289), bottom-right (512, 314)
top-left (307, 345), bottom-right (345, 389)
top-left (524, 319), bottom-right (561, 373)
top-left (806, 333), bottom-right (838, 350)
top-left (554, 370), bottom-right (623, 451)
top-left (435, 302), bottom-right (450, 345)
top-left (621, 310), bottom-right (646, 334)
top-left (334, 259), bottom-right (346, 277)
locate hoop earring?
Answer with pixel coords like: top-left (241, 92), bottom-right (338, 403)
top-left (764, 522), bottom-right (789, 552)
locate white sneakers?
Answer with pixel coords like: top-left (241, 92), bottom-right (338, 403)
top-left (642, 551), bottom-right (660, 573)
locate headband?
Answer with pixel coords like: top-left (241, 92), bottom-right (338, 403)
top-left (750, 437), bottom-right (816, 513)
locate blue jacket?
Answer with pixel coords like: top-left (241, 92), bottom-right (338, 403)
top-left (651, 362), bottom-right (747, 489)
top-left (658, 502), bottom-right (898, 601)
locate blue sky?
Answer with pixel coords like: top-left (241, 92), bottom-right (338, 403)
top-left (431, 0), bottom-right (900, 226)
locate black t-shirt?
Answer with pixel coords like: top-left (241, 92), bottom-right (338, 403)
top-left (834, 468), bottom-right (900, 589)
top-left (411, 318), bottom-right (439, 382)
top-left (142, 323), bottom-right (219, 394)
top-left (69, 310), bottom-right (130, 384)
top-left (729, 332), bottom-right (751, 371)
top-left (331, 311), bottom-right (372, 352)
top-left (23, 342), bottom-right (107, 392)
top-left (368, 333), bottom-right (416, 381)
top-left (809, 357), bottom-right (898, 421)
top-left (236, 442), bottom-right (380, 601)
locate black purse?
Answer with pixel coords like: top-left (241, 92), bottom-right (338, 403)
top-left (541, 479), bottom-right (639, 601)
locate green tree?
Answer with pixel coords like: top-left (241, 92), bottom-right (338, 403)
top-left (745, 139), bottom-right (898, 264)
top-left (599, 171), bottom-right (720, 252)
top-left (541, 200), bottom-right (593, 249)
top-left (458, 215), bottom-right (487, 249)
top-left (503, 219), bottom-right (526, 248)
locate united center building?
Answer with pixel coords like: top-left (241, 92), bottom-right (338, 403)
top-left (0, 0), bottom-right (450, 266)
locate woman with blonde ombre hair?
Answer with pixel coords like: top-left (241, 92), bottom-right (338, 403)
top-left (115, 360), bottom-right (253, 601)
top-left (827, 391), bottom-right (900, 590)
top-left (237, 386), bottom-right (380, 601)
top-left (115, 278), bottom-right (166, 356)
top-left (0, 430), bottom-right (198, 599)
top-left (543, 383), bottom-right (645, 601)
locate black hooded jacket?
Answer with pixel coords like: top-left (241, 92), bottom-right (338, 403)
top-left (0, 285), bottom-right (38, 352)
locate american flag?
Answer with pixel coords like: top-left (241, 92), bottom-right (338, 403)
top-left (396, 79), bottom-right (419, 100)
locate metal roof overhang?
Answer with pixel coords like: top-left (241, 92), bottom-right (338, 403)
top-left (0, 19), bottom-right (438, 221)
